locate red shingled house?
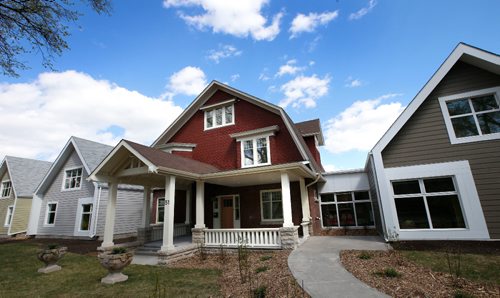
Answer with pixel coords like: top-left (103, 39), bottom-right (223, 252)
top-left (89, 81), bottom-right (325, 261)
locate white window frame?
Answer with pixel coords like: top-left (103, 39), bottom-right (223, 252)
top-left (260, 189), bottom-right (283, 223)
top-left (156, 197), bottom-right (165, 223)
top-left (439, 86), bottom-right (500, 144)
top-left (61, 166), bottom-right (83, 191)
top-left (203, 101), bottom-right (235, 130)
top-left (1, 180), bottom-right (12, 198)
top-left (4, 205), bottom-right (14, 227)
top-left (391, 177), bottom-right (466, 230)
top-left (44, 202), bottom-right (58, 226)
top-left (239, 134), bottom-right (272, 168)
top-left (319, 191), bottom-right (375, 229)
top-left (384, 161), bottom-right (490, 240)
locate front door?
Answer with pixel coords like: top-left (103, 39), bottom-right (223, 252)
top-left (221, 196), bottom-right (234, 228)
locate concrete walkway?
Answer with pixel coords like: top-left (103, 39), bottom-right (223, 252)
top-left (288, 236), bottom-right (390, 298)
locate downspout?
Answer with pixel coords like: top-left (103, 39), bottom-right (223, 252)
top-left (369, 152), bottom-right (389, 242)
top-left (90, 185), bottom-right (102, 238)
top-left (306, 173), bottom-right (322, 188)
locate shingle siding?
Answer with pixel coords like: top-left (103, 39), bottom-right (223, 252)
top-left (382, 61), bottom-right (500, 238)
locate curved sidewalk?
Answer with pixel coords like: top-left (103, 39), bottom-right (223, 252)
top-left (288, 236), bottom-right (390, 298)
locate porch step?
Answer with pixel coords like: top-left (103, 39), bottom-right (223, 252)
top-left (135, 246), bottom-right (160, 256)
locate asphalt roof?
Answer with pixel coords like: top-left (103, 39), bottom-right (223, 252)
top-left (1, 156), bottom-right (52, 197)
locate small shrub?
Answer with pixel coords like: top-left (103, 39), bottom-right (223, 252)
top-left (198, 243), bottom-right (207, 261)
top-left (47, 244), bottom-right (59, 249)
top-left (260, 255), bottom-right (272, 262)
top-left (454, 290), bottom-right (474, 298)
top-left (111, 247), bottom-right (127, 254)
top-left (383, 268), bottom-right (400, 278)
top-left (358, 251), bottom-right (372, 260)
top-left (255, 266), bottom-right (269, 274)
top-left (253, 285), bottom-right (267, 298)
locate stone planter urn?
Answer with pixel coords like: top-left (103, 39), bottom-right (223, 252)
top-left (37, 245), bottom-right (67, 273)
top-left (98, 248), bottom-right (134, 284)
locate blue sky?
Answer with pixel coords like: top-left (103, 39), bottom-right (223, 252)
top-left (1, 0), bottom-right (499, 170)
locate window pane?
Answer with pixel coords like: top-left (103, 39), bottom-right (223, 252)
top-left (82, 204), bottom-right (92, 213)
top-left (354, 191), bottom-right (370, 201)
top-left (338, 203), bottom-right (355, 226)
top-left (321, 194), bottom-right (335, 202)
top-left (477, 111), bottom-right (500, 135)
top-left (80, 213), bottom-right (91, 230)
top-left (355, 202), bottom-right (374, 226)
top-left (48, 212), bottom-right (55, 224)
top-left (471, 94), bottom-right (498, 112)
top-left (262, 201), bottom-right (271, 220)
top-left (321, 205), bottom-right (338, 227)
top-left (256, 138), bottom-right (268, 164)
top-left (427, 195), bottom-right (465, 229)
top-left (48, 204), bottom-right (57, 212)
top-left (336, 193), bottom-right (352, 202)
top-left (451, 116), bottom-right (479, 138)
top-left (395, 197), bottom-right (429, 229)
top-left (424, 177), bottom-right (455, 193)
top-left (215, 108), bottom-right (223, 125)
top-left (225, 105), bottom-right (233, 123)
top-left (446, 99), bottom-right (471, 116)
top-left (392, 180), bottom-right (420, 195)
top-left (206, 111), bottom-right (213, 128)
top-left (271, 201), bottom-right (283, 219)
top-left (244, 140), bottom-right (254, 166)
top-left (158, 198), bottom-right (165, 222)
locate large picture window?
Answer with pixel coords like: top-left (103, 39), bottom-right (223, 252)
top-left (320, 191), bottom-right (374, 228)
top-left (392, 177), bottom-right (465, 230)
top-left (439, 87), bottom-right (500, 144)
top-left (1, 181), bottom-right (11, 197)
top-left (260, 190), bottom-right (283, 222)
top-left (241, 136), bottom-right (270, 168)
top-left (63, 167), bottom-right (83, 190)
top-left (204, 104), bottom-right (234, 130)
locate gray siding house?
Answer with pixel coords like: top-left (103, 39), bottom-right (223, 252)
top-left (0, 156), bottom-right (52, 236)
top-left (29, 136), bottom-right (144, 239)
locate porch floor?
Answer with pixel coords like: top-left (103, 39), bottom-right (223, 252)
top-left (132, 235), bottom-right (195, 265)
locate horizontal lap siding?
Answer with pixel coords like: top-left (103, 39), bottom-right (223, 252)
top-left (10, 197), bottom-right (31, 234)
top-left (37, 149), bottom-right (95, 237)
top-left (0, 198), bottom-right (15, 235)
top-left (382, 61), bottom-right (500, 238)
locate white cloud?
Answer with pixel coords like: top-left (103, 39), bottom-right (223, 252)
top-left (345, 76), bottom-right (362, 88)
top-left (0, 71), bottom-right (184, 161)
top-left (167, 66), bottom-right (207, 96)
top-left (259, 68), bottom-right (271, 81)
top-left (275, 59), bottom-right (305, 77)
top-left (279, 74), bottom-right (330, 109)
top-left (322, 164), bottom-right (338, 172)
top-left (324, 94), bottom-right (405, 154)
top-left (230, 74), bottom-right (240, 82)
top-left (164, 0), bottom-right (283, 41)
top-left (289, 11), bottom-right (339, 38)
top-left (207, 44), bottom-right (242, 63)
top-left (349, 0), bottom-right (377, 20)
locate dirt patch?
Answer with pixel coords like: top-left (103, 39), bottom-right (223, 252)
top-left (340, 250), bottom-right (499, 298)
top-left (169, 249), bottom-right (309, 298)
top-left (391, 241), bottom-right (500, 255)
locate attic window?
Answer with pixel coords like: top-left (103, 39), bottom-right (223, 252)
top-left (439, 86), bottom-right (500, 144)
top-left (63, 167), bottom-right (82, 190)
top-left (201, 99), bottom-right (235, 130)
top-left (1, 181), bottom-right (11, 197)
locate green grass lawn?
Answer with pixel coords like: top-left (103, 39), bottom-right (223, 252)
top-left (401, 250), bottom-right (500, 285)
top-left (0, 242), bottom-right (220, 297)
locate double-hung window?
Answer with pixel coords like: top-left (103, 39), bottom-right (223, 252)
top-left (320, 191), bottom-right (374, 228)
top-left (204, 103), bottom-right (234, 130)
top-left (4, 205), bottom-right (13, 226)
top-left (260, 190), bottom-right (283, 222)
top-left (63, 167), bottom-right (83, 190)
top-left (1, 181), bottom-right (12, 197)
top-left (79, 203), bottom-right (93, 231)
top-left (439, 86), bottom-right (500, 144)
top-left (242, 136), bottom-right (270, 167)
top-left (157, 197), bottom-right (165, 223)
top-left (392, 177), bottom-right (465, 229)
top-left (45, 202), bottom-right (57, 226)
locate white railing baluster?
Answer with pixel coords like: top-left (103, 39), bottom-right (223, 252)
top-left (202, 228), bottom-right (281, 248)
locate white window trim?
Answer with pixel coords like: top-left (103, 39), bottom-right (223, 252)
top-left (239, 134), bottom-right (272, 168)
top-left (44, 201), bottom-right (58, 227)
top-left (319, 191), bottom-right (375, 229)
top-left (4, 205), bottom-right (14, 227)
top-left (74, 197), bottom-right (94, 236)
top-left (1, 180), bottom-right (12, 198)
top-left (260, 189), bottom-right (284, 223)
top-left (204, 103), bottom-right (235, 130)
top-left (384, 161), bottom-right (490, 240)
top-left (439, 86), bottom-right (500, 144)
top-left (156, 197), bottom-right (165, 223)
top-left (61, 166), bottom-right (84, 191)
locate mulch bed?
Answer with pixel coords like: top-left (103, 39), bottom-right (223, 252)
top-left (391, 241), bottom-right (500, 255)
top-left (340, 250), bottom-right (499, 298)
top-left (169, 249), bottom-right (309, 298)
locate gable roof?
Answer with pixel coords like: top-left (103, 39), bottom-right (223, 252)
top-left (372, 42), bottom-right (500, 154)
top-left (0, 156), bottom-right (52, 198)
top-left (35, 136), bottom-right (113, 195)
top-left (151, 80), bottom-right (323, 173)
top-left (295, 119), bottom-right (324, 146)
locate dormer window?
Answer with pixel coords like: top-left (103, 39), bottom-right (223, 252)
top-left (201, 99), bottom-right (235, 130)
top-left (63, 167), bottom-right (83, 190)
top-left (230, 125), bottom-right (279, 168)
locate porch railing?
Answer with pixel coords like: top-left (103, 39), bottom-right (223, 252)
top-left (145, 223), bottom-right (191, 242)
top-left (204, 228), bottom-right (281, 249)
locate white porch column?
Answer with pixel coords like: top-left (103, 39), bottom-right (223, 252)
top-left (161, 175), bottom-right (176, 252)
top-left (102, 181), bottom-right (118, 248)
top-left (185, 188), bottom-right (191, 225)
top-left (299, 178), bottom-right (311, 222)
top-left (142, 186), bottom-right (151, 228)
top-left (281, 172), bottom-right (294, 228)
top-left (195, 180), bottom-right (205, 228)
